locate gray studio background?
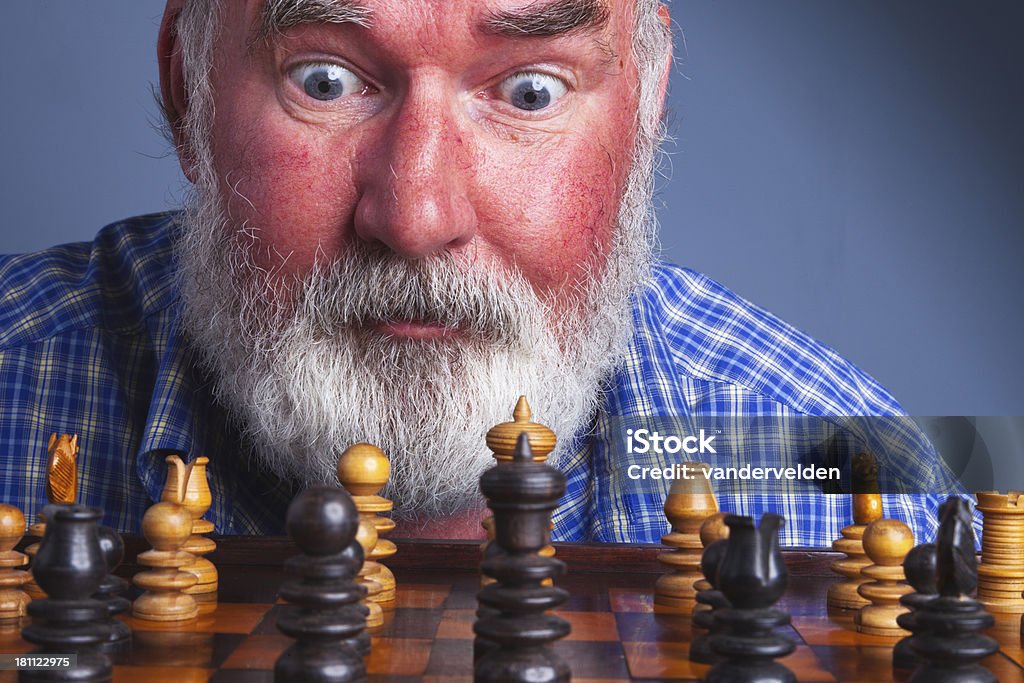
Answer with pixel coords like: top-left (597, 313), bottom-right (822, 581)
top-left (1, 2), bottom-right (1021, 488)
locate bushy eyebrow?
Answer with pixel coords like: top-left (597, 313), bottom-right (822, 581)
top-left (482, 0), bottom-right (610, 38)
top-left (253, 0), bottom-right (373, 45)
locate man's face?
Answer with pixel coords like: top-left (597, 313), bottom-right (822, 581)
top-left (206, 0), bottom-right (640, 322)
top-left (171, 0), bottom-right (666, 516)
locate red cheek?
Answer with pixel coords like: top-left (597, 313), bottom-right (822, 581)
top-left (219, 136), bottom-right (355, 271)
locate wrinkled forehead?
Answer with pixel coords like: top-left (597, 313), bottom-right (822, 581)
top-left (231, 0), bottom-right (632, 48)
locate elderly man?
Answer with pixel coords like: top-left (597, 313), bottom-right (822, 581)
top-left (0, 0), bottom-right (959, 545)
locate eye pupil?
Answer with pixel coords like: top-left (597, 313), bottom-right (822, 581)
top-left (297, 65), bottom-right (350, 101)
top-left (505, 75), bottom-right (559, 112)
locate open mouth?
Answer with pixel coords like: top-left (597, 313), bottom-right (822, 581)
top-left (374, 320), bottom-right (461, 340)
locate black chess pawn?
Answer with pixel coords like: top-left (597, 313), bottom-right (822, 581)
top-left (20, 504), bottom-right (112, 683)
top-left (707, 513), bottom-right (796, 683)
top-left (93, 526), bottom-right (131, 655)
top-left (893, 543), bottom-right (937, 671)
top-left (473, 536), bottom-right (504, 665)
top-left (474, 433), bottom-right (571, 683)
top-left (908, 497), bottom-right (998, 683)
top-left (274, 486), bottom-right (368, 683)
top-left (690, 538), bottom-right (730, 664)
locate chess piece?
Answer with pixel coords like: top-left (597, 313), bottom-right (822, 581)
top-left (481, 396), bottom-right (557, 586)
top-left (275, 486), bottom-right (368, 683)
top-left (693, 511), bottom-right (730, 596)
top-left (974, 490), bottom-right (1024, 613)
top-left (894, 543), bottom-right (938, 670)
top-left (689, 535), bottom-right (730, 664)
top-left (22, 506), bottom-right (48, 600)
top-left (828, 451), bottom-right (884, 610)
top-left (485, 396), bottom-right (558, 462)
top-left (0, 504), bottom-right (31, 620)
top-left (707, 513), bottom-right (795, 683)
top-left (354, 518), bottom-right (384, 629)
top-left (908, 497), bottom-right (998, 683)
top-left (44, 434), bottom-right (78, 504)
top-left (856, 518), bottom-right (915, 636)
top-left (93, 526), bottom-right (131, 653)
top-left (162, 455), bottom-right (218, 601)
top-left (20, 504), bottom-right (111, 682)
top-left (655, 462), bottom-right (718, 613)
top-left (336, 443), bottom-right (396, 606)
top-left (474, 434), bottom-right (571, 683)
top-left (132, 501), bottom-right (199, 621)
top-left (24, 434), bottom-right (80, 599)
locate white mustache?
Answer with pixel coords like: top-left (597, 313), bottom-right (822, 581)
top-left (294, 242), bottom-right (542, 347)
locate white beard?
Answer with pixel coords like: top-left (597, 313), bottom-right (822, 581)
top-left (174, 167), bottom-right (655, 522)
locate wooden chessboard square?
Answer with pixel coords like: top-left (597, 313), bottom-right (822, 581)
top-left (115, 665), bottom-right (214, 682)
top-left (551, 641), bottom-right (631, 679)
top-left (116, 631), bottom-right (246, 669)
top-left (998, 640), bottom-right (1024, 668)
top-left (986, 616), bottom-right (1024, 668)
top-left (249, 605), bottom-right (284, 635)
top-left (220, 634), bottom-right (434, 676)
top-left (778, 576), bottom-right (835, 616)
top-left (810, 645), bottom-right (1018, 683)
top-left (0, 624), bottom-right (32, 656)
top-left (562, 589), bottom-right (613, 613)
top-left (986, 653), bottom-right (1024, 681)
top-left (422, 638), bottom-right (630, 678)
top-left (608, 588), bottom-right (654, 613)
top-left (616, 611), bottom-right (693, 643)
top-left (556, 574), bottom-right (616, 612)
top-left (433, 608), bottom-right (475, 639)
top-left (219, 634), bottom-right (289, 669)
top-left (422, 637), bottom-right (472, 676)
top-left (374, 606), bottom-right (444, 639)
top-left (624, 641), bottom-right (835, 681)
top-left (792, 616), bottom-right (901, 646)
top-left (215, 570), bottom-right (280, 604)
top-left (119, 603), bottom-right (270, 634)
top-left (560, 611), bottom-right (620, 641)
top-left (392, 582), bottom-right (451, 609)
top-left (440, 578), bottom-right (480, 609)
top-left (622, 640), bottom-right (704, 680)
top-left (811, 644), bottom-right (905, 682)
top-left (777, 646), bottom-right (837, 682)
top-left (367, 637), bottom-right (434, 676)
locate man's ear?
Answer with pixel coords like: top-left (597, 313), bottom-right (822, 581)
top-left (656, 4), bottom-right (673, 114)
top-left (158, 0), bottom-right (198, 182)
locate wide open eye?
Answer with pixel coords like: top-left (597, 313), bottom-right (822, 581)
top-left (289, 62), bottom-right (365, 101)
top-left (497, 72), bottom-right (568, 111)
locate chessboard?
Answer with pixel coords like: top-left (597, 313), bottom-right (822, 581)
top-left (1, 539), bottom-right (1020, 682)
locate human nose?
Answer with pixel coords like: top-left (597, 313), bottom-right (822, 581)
top-left (353, 86), bottom-right (478, 259)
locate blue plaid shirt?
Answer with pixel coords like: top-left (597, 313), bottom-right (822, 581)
top-left (0, 213), bottom-right (962, 546)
